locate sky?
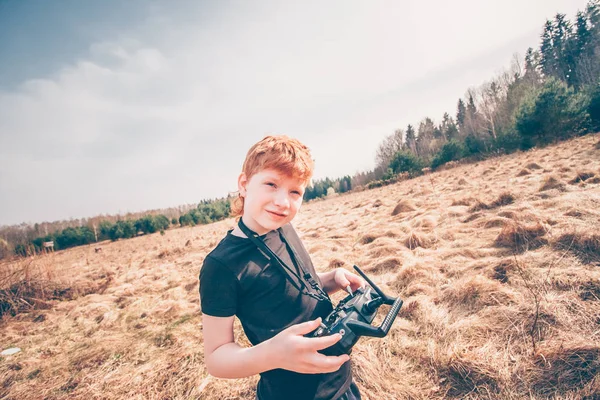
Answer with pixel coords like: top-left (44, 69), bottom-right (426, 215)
top-left (0, 0), bottom-right (590, 226)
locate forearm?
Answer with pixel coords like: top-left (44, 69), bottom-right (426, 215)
top-left (206, 339), bottom-right (276, 378)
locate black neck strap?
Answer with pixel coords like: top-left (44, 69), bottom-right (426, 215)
top-left (237, 218), bottom-right (331, 303)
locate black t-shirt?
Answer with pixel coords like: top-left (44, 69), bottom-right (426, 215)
top-left (199, 223), bottom-right (352, 400)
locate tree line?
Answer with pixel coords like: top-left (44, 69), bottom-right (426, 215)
top-left (3, 199), bottom-right (233, 258)
top-left (372, 0), bottom-right (600, 181)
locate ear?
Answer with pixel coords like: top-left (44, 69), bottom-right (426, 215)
top-left (237, 172), bottom-right (248, 197)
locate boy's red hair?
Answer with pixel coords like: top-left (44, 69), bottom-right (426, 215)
top-left (231, 135), bottom-right (314, 218)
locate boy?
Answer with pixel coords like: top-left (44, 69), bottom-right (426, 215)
top-left (200, 135), bottom-right (364, 400)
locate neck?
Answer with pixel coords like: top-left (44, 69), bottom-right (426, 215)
top-left (240, 215), bottom-right (271, 236)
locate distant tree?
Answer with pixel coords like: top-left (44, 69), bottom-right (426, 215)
top-left (524, 47), bottom-right (543, 87)
top-left (389, 150), bottom-right (425, 176)
top-left (540, 19), bottom-right (556, 78)
top-left (416, 117), bottom-right (435, 158)
top-left (98, 220), bottom-right (113, 241)
top-left (551, 13), bottom-right (574, 83)
top-left (155, 215), bottom-right (170, 231)
top-left (456, 99), bottom-right (467, 133)
top-left (179, 213), bottom-right (194, 227)
top-left (375, 129), bottom-right (404, 169)
top-left (431, 140), bottom-right (467, 169)
top-left (516, 77), bottom-right (590, 146)
top-left (441, 112), bottom-right (459, 140)
top-left (109, 220), bottom-right (135, 241)
top-left (587, 81), bottom-right (600, 130)
top-left (404, 124), bottom-right (417, 155)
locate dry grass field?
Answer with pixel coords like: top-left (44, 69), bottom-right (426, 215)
top-left (1, 133), bottom-right (600, 399)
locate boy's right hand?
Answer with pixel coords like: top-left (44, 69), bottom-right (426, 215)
top-left (266, 317), bottom-right (350, 374)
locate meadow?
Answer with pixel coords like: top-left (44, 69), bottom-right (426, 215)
top-left (1, 133), bottom-right (599, 399)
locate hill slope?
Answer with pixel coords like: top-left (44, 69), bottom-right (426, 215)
top-left (1, 133), bottom-right (599, 399)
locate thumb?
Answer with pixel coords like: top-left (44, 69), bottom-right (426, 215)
top-left (288, 317), bottom-right (322, 335)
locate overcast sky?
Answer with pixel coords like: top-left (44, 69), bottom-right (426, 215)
top-left (0, 0), bottom-right (589, 226)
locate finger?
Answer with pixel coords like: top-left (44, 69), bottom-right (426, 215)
top-left (338, 275), bottom-right (351, 288)
top-left (309, 353), bottom-right (350, 372)
top-left (345, 273), bottom-right (365, 290)
top-left (287, 317), bottom-right (322, 335)
top-left (306, 333), bottom-right (343, 351)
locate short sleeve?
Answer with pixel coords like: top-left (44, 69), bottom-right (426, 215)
top-left (199, 256), bottom-right (239, 317)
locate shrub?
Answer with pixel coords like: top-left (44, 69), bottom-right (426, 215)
top-left (587, 81), bottom-right (600, 132)
top-left (464, 134), bottom-right (489, 155)
top-left (179, 213), bottom-right (194, 227)
top-left (494, 130), bottom-right (522, 152)
top-left (389, 150), bottom-right (425, 176)
top-left (431, 140), bottom-right (467, 169)
top-left (516, 78), bottom-right (590, 145)
top-left (109, 220), bottom-right (136, 241)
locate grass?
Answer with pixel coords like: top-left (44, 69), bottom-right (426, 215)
top-left (1, 133), bottom-right (599, 399)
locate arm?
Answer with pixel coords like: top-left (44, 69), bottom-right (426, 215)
top-left (202, 314), bottom-right (350, 379)
top-left (202, 314), bottom-right (273, 378)
top-left (317, 268), bottom-right (366, 295)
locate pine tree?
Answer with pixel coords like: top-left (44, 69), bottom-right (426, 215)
top-left (540, 19), bottom-right (556, 78)
top-left (456, 99), bottom-right (466, 133)
top-left (552, 13), bottom-right (574, 84)
top-left (404, 124), bottom-right (417, 155)
top-left (524, 47), bottom-right (542, 86)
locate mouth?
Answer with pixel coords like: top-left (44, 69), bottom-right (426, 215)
top-left (267, 210), bottom-right (287, 218)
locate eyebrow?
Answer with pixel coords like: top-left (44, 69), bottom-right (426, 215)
top-left (262, 174), bottom-right (281, 182)
top-left (262, 174), bottom-right (303, 189)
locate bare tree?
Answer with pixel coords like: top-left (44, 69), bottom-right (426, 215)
top-left (375, 129), bottom-right (404, 169)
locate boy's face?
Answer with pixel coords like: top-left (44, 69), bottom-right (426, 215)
top-left (238, 168), bottom-right (307, 235)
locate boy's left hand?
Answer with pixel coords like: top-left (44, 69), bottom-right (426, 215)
top-left (332, 268), bottom-right (366, 294)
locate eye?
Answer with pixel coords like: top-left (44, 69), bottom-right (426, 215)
top-left (265, 182), bottom-right (276, 188)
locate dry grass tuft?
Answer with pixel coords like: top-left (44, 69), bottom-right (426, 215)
top-left (579, 280), bottom-right (600, 301)
top-left (398, 300), bottom-right (419, 320)
top-left (468, 200), bottom-right (490, 212)
top-left (367, 245), bottom-right (403, 258)
top-left (494, 221), bottom-right (547, 253)
top-left (391, 200), bottom-right (416, 216)
top-left (437, 354), bottom-right (500, 397)
top-left (0, 263), bottom-right (112, 318)
top-left (328, 258), bottom-right (346, 269)
top-left (468, 192), bottom-right (515, 212)
top-left (489, 259), bottom-right (515, 283)
top-left (529, 343), bottom-right (600, 396)
top-left (526, 162), bottom-right (543, 170)
top-left (490, 192), bottom-right (516, 208)
top-left (366, 257), bottom-right (402, 274)
top-left (358, 233), bottom-right (379, 245)
top-left (569, 171), bottom-right (596, 184)
top-left (539, 176), bottom-right (566, 192)
top-left (554, 232), bottom-right (600, 264)
top-left (450, 197), bottom-right (474, 206)
top-left (403, 231), bottom-right (435, 249)
top-left (439, 275), bottom-right (514, 313)
top-left (462, 212), bottom-right (483, 223)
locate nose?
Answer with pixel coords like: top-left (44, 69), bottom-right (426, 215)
top-left (273, 189), bottom-right (290, 208)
